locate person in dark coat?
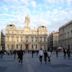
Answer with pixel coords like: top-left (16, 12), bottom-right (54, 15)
top-left (0, 50), bottom-right (4, 59)
top-left (32, 50), bottom-right (34, 58)
top-left (67, 47), bottom-right (71, 59)
top-left (56, 49), bottom-right (58, 58)
top-left (44, 50), bottom-right (48, 64)
top-left (17, 49), bottom-right (23, 64)
top-left (63, 48), bottom-right (67, 59)
top-left (13, 50), bottom-right (17, 59)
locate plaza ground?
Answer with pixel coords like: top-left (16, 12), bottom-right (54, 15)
top-left (0, 52), bottom-right (72, 72)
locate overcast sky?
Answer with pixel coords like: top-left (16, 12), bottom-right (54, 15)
top-left (0, 0), bottom-right (72, 33)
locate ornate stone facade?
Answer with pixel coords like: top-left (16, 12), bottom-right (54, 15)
top-left (59, 21), bottom-right (72, 50)
top-left (48, 32), bottom-right (59, 50)
top-left (5, 16), bottom-right (48, 51)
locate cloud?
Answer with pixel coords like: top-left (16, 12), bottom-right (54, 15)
top-left (28, 8), bottom-right (72, 31)
top-left (67, 0), bottom-right (72, 5)
top-left (44, 0), bottom-right (72, 5)
top-left (4, 0), bottom-right (18, 2)
top-left (31, 0), bottom-right (37, 8)
top-left (0, 0), bottom-right (72, 33)
top-left (20, 0), bottom-right (30, 6)
top-left (4, 0), bottom-right (37, 8)
top-left (30, 8), bottom-right (72, 32)
top-left (44, 0), bottom-right (63, 4)
top-left (46, 0), bottom-right (57, 3)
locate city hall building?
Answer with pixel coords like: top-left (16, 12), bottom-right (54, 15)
top-left (5, 16), bottom-right (48, 51)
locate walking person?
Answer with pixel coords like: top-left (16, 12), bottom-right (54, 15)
top-left (56, 48), bottom-right (58, 58)
top-left (44, 50), bottom-right (48, 64)
top-left (32, 50), bottom-right (34, 58)
top-left (0, 50), bottom-right (4, 59)
top-left (67, 47), bottom-right (71, 59)
top-left (13, 50), bottom-right (17, 59)
top-left (38, 48), bottom-right (44, 64)
top-left (47, 50), bottom-right (51, 63)
top-left (17, 49), bottom-right (23, 64)
top-left (36, 50), bottom-right (38, 56)
top-left (63, 48), bottom-right (67, 59)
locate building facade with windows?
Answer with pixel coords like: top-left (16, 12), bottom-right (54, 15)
top-left (0, 32), bottom-right (1, 50)
top-left (5, 16), bottom-right (48, 51)
top-left (48, 32), bottom-right (59, 50)
top-left (1, 31), bottom-right (5, 51)
top-left (59, 21), bottom-right (72, 51)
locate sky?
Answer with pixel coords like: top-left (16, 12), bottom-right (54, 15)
top-left (0, 0), bottom-right (72, 33)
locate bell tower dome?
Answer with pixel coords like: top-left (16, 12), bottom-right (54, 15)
top-left (24, 15), bottom-right (31, 34)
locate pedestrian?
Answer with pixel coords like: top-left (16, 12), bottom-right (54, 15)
top-left (56, 48), bottom-right (58, 58)
top-left (63, 48), bottom-right (67, 59)
top-left (13, 50), bottom-right (17, 59)
top-left (32, 50), bottom-right (34, 58)
top-left (67, 47), bottom-right (71, 59)
top-left (36, 50), bottom-right (38, 56)
top-left (17, 49), bottom-right (23, 64)
top-left (44, 50), bottom-right (48, 64)
top-left (0, 50), bottom-right (4, 59)
top-left (38, 48), bottom-right (44, 64)
top-left (47, 50), bottom-right (51, 62)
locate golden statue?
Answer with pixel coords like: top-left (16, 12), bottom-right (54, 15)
top-left (25, 16), bottom-right (30, 27)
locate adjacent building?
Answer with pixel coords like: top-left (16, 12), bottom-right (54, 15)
top-left (1, 31), bottom-right (5, 51)
top-left (59, 21), bottom-right (72, 50)
top-left (5, 16), bottom-right (48, 51)
top-left (48, 32), bottom-right (59, 50)
top-left (0, 32), bottom-right (1, 50)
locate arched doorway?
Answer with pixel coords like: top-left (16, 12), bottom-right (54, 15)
top-left (25, 44), bottom-right (29, 50)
